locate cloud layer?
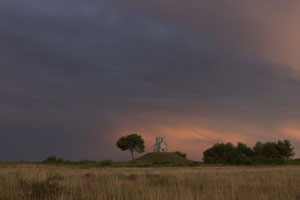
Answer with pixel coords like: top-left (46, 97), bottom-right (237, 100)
top-left (1, 0), bottom-right (300, 161)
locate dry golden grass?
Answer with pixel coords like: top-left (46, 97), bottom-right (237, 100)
top-left (0, 164), bottom-right (299, 200)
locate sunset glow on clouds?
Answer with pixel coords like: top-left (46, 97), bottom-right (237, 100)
top-left (1, 0), bottom-right (300, 161)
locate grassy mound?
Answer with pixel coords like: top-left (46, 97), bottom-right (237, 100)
top-left (133, 152), bottom-right (199, 166)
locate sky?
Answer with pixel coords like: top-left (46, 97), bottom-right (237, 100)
top-left (1, 0), bottom-right (300, 161)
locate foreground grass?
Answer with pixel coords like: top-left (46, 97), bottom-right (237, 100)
top-left (0, 164), bottom-right (299, 200)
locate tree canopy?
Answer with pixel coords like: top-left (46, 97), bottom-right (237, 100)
top-left (116, 134), bottom-right (145, 161)
top-left (203, 140), bottom-right (294, 165)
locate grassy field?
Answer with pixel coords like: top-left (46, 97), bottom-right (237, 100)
top-left (0, 164), bottom-right (299, 200)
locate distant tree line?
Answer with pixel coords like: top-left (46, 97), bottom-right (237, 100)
top-left (41, 136), bottom-right (297, 166)
top-left (203, 140), bottom-right (295, 165)
top-left (42, 156), bottom-right (113, 166)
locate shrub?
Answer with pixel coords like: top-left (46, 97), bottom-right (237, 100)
top-left (56, 158), bottom-right (64, 163)
top-left (42, 156), bottom-right (57, 164)
top-left (175, 151), bottom-right (187, 159)
top-left (203, 143), bottom-right (241, 164)
top-left (100, 160), bottom-right (112, 166)
top-left (203, 140), bottom-right (295, 165)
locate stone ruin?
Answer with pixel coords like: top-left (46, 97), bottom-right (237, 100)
top-left (153, 137), bottom-right (168, 152)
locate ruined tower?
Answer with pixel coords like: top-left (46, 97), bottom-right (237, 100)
top-left (153, 137), bottom-right (168, 152)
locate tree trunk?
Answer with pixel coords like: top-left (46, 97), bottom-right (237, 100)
top-left (130, 150), bottom-right (134, 161)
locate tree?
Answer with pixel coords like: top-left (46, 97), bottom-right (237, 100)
top-left (276, 140), bottom-right (295, 160)
top-left (237, 143), bottom-right (253, 157)
top-left (116, 134), bottom-right (145, 161)
top-left (253, 140), bottom-right (295, 163)
top-left (203, 139), bottom-right (295, 165)
top-left (203, 142), bottom-right (242, 164)
top-left (253, 142), bottom-right (264, 155)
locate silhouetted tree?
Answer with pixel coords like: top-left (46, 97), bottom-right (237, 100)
top-left (203, 140), bottom-right (295, 165)
top-left (253, 140), bottom-right (294, 163)
top-left (116, 134), bottom-right (145, 161)
top-left (203, 143), bottom-right (241, 164)
top-left (277, 140), bottom-right (295, 160)
top-left (237, 143), bottom-right (253, 157)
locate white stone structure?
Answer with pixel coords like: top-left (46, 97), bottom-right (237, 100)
top-left (153, 137), bottom-right (168, 152)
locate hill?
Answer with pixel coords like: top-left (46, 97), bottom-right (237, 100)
top-left (133, 152), bottom-right (198, 166)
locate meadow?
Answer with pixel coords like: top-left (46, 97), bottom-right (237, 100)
top-left (0, 163), bottom-right (299, 200)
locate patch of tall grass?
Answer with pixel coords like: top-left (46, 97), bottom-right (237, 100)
top-left (0, 165), bottom-right (299, 200)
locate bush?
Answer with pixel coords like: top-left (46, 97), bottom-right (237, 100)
top-left (203, 140), bottom-right (295, 165)
top-left (175, 151), bottom-right (187, 159)
top-left (291, 158), bottom-right (300, 165)
top-left (56, 158), bottom-right (64, 163)
top-left (78, 159), bottom-right (90, 165)
top-left (100, 160), bottom-right (112, 166)
top-left (42, 156), bottom-right (57, 164)
top-left (203, 143), bottom-right (240, 164)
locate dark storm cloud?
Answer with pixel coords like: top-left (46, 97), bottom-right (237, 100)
top-left (0, 0), bottom-right (300, 161)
